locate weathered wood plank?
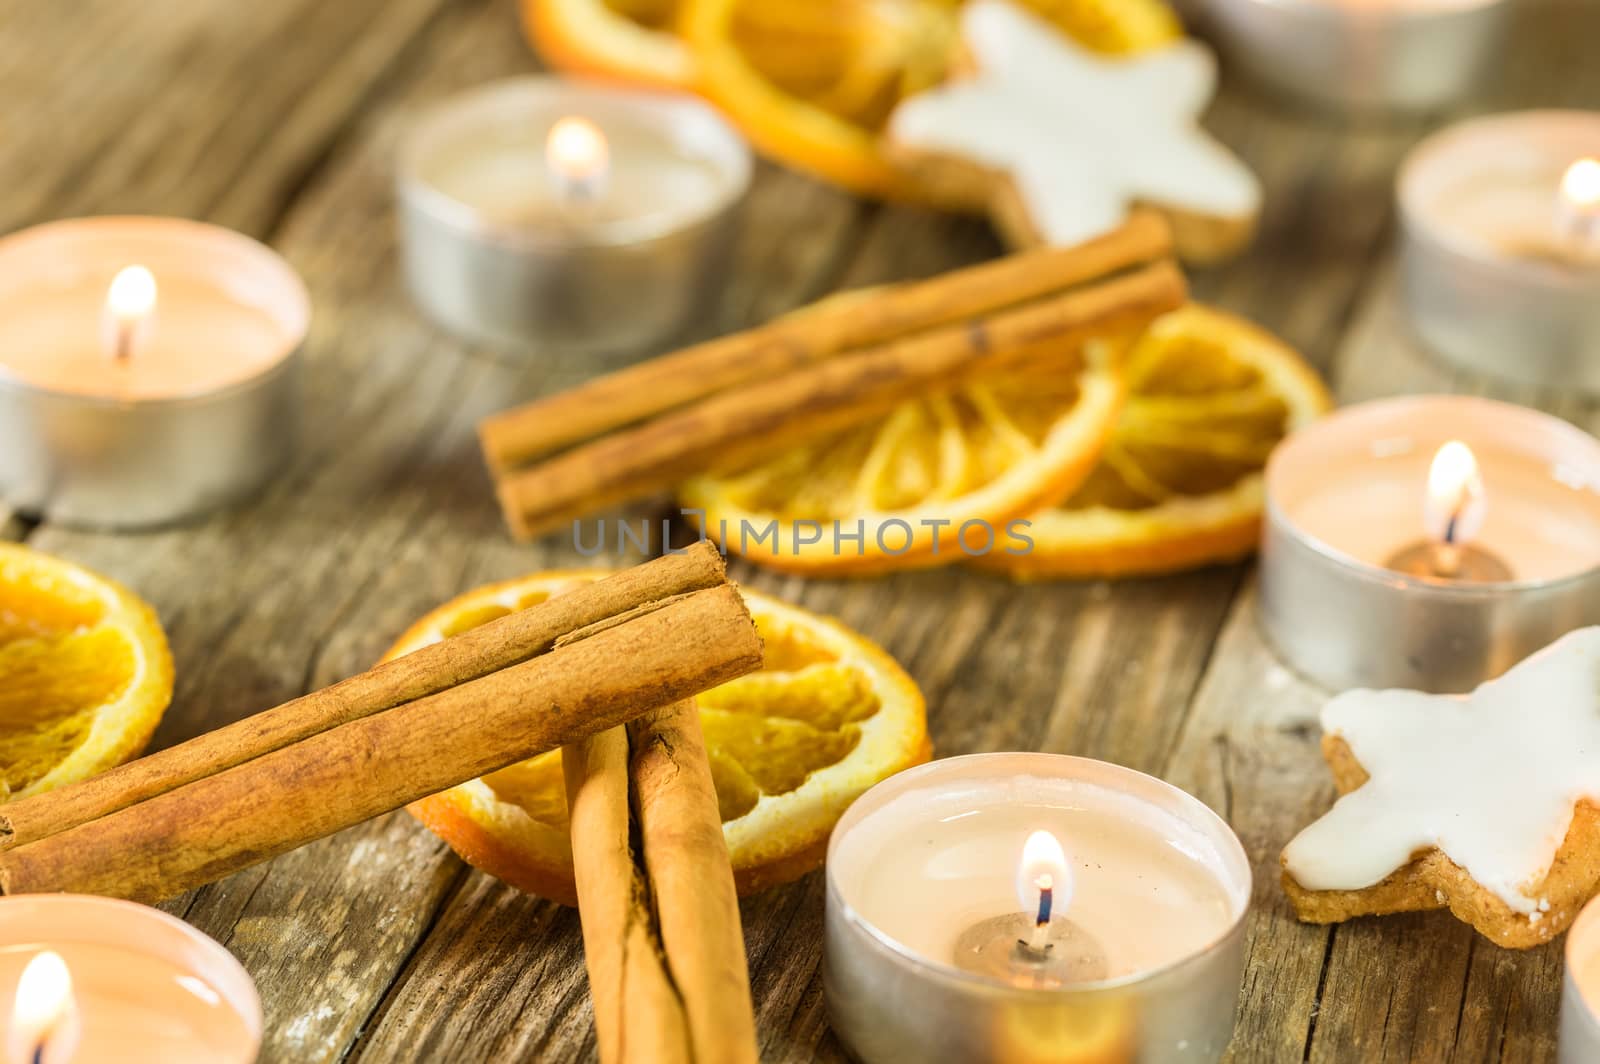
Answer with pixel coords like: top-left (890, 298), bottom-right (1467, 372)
top-left (0, 0), bottom-right (451, 238)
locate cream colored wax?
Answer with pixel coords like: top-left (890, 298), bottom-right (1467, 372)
top-left (1270, 397), bottom-right (1600, 584)
top-left (0, 273), bottom-right (291, 400)
top-left (417, 109), bottom-right (727, 231)
top-left (0, 942), bottom-right (256, 1063)
top-left (1581, 939), bottom-right (1600, 1017)
top-left (0, 217), bottom-right (306, 402)
top-left (831, 775), bottom-right (1240, 981)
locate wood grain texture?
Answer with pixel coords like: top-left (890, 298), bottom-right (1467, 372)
top-left (2, 0), bottom-right (1598, 1060)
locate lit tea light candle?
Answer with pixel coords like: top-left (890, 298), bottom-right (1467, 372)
top-left (545, 115), bottom-right (611, 203)
top-left (102, 264), bottom-right (158, 365)
top-left (396, 77), bottom-right (751, 355)
top-left (1557, 157), bottom-right (1600, 254)
top-left (1383, 440), bottom-right (1510, 581)
top-left (1562, 895), bottom-right (1600, 1063)
top-left (1201, 0), bottom-right (1506, 113)
top-left (950, 829), bottom-right (1114, 986)
top-left (0, 896), bottom-right (260, 1063)
top-left (825, 754), bottom-right (1251, 1064)
top-left (1400, 111), bottom-right (1600, 390)
top-left (1260, 395), bottom-right (1600, 692)
top-left (0, 216), bottom-right (309, 528)
top-left (7, 951), bottom-right (78, 1064)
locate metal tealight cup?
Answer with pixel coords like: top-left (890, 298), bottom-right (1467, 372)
top-left (396, 77), bottom-right (752, 359)
top-left (824, 754), bottom-right (1251, 1064)
top-left (1398, 111), bottom-right (1600, 391)
top-left (0, 217), bottom-right (308, 530)
top-left (1196, 0), bottom-right (1507, 114)
top-left (1259, 396), bottom-right (1600, 693)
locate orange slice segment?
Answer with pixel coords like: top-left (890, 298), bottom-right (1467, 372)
top-left (683, 0), bottom-right (1183, 197)
top-left (524, 0), bottom-right (696, 88)
top-left (386, 577), bottom-right (928, 904)
top-left (0, 544), bottom-right (173, 800)
top-left (975, 304), bottom-right (1331, 579)
top-left (677, 340), bottom-right (1124, 574)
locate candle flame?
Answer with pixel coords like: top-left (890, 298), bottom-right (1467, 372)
top-left (107, 265), bottom-right (158, 323)
top-left (1558, 158), bottom-right (1600, 253)
top-left (1562, 158), bottom-right (1600, 214)
top-left (1016, 830), bottom-right (1071, 918)
top-left (10, 951), bottom-right (72, 1048)
top-left (546, 116), bottom-right (610, 196)
top-left (1423, 440), bottom-right (1486, 548)
top-left (103, 265), bottom-right (158, 363)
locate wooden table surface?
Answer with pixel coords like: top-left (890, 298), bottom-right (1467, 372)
top-left (5, 1), bottom-right (1598, 1059)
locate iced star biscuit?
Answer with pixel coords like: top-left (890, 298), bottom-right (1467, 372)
top-left (887, 0), bottom-right (1260, 265)
top-left (1281, 627), bottom-right (1600, 949)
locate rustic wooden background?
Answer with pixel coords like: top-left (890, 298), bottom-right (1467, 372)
top-left (3, 0), bottom-right (1598, 1059)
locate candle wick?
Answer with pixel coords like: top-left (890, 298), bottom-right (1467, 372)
top-left (1428, 501), bottom-right (1467, 578)
top-left (1557, 197), bottom-right (1600, 250)
top-left (1035, 885), bottom-right (1053, 928)
top-left (113, 321), bottom-right (133, 363)
top-left (32, 1041), bottom-right (44, 1064)
top-left (560, 175), bottom-right (603, 203)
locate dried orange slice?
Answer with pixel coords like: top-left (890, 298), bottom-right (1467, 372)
top-left (682, 0), bottom-right (1183, 197)
top-left (0, 544), bottom-right (173, 800)
top-left (386, 576), bottom-right (928, 904)
top-left (976, 304), bottom-right (1331, 579)
top-left (524, 0), bottom-right (695, 88)
top-left (677, 340), bottom-right (1124, 574)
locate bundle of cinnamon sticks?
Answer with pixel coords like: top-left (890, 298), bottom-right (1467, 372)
top-left (481, 212), bottom-right (1186, 540)
top-left (565, 702), bottom-right (759, 1064)
top-left (0, 542), bottom-right (760, 904)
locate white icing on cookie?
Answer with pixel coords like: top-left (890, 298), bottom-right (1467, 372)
top-left (1283, 627), bottom-right (1600, 913)
top-left (888, 0), bottom-right (1260, 247)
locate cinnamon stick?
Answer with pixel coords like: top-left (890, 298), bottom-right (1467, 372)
top-left (0, 585), bottom-right (761, 902)
top-left (565, 727), bottom-right (692, 1064)
top-left (497, 259), bottom-right (1186, 539)
top-left (566, 703), bottom-right (757, 1064)
top-left (0, 542), bottom-right (729, 851)
top-left (628, 702), bottom-right (757, 1064)
top-left (479, 211), bottom-right (1172, 473)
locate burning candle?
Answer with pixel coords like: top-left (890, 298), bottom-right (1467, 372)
top-left (396, 77), bottom-right (751, 356)
top-left (825, 754), bottom-right (1250, 1064)
top-left (7, 951), bottom-right (77, 1064)
top-left (0, 896), bottom-right (259, 1063)
top-left (1557, 158), bottom-right (1600, 252)
top-left (1200, 0), bottom-right (1506, 113)
top-left (1260, 395), bottom-right (1600, 692)
top-left (1400, 111), bottom-right (1600, 390)
top-left (545, 116), bottom-right (611, 203)
top-left (102, 265), bottom-right (158, 366)
top-left (0, 216), bottom-right (309, 528)
top-left (1381, 440), bottom-right (1510, 581)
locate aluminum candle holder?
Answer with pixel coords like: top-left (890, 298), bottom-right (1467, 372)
top-left (1400, 111), bottom-right (1600, 391)
top-left (824, 754), bottom-right (1252, 1064)
top-left (1562, 895), bottom-right (1600, 1064)
top-left (1198, 0), bottom-right (1506, 113)
top-left (0, 217), bottom-right (308, 529)
top-left (396, 77), bottom-right (751, 357)
top-left (1260, 396), bottom-right (1600, 694)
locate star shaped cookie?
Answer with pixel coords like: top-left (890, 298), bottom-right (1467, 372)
top-left (1282, 627), bottom-right (1600, 948)
top-left (887, 0), bottom-right (1260, 264)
